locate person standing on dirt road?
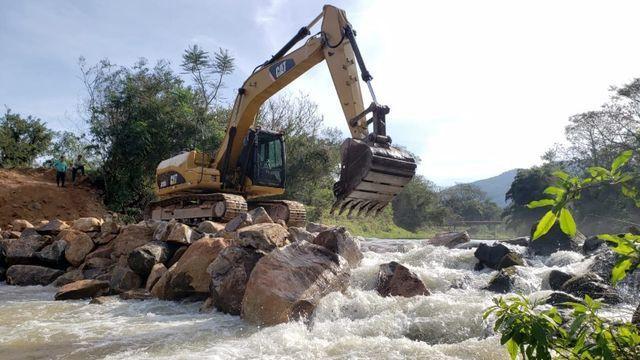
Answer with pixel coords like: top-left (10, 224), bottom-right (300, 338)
top-left (54, 156), bottom-right (68, 187)
top-left (72, 154), bottom-right (85, 185)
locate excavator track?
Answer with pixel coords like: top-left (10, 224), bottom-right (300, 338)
top-left (249, 200), bottom-right (307, 228)
top-left (147, 193), bottom-right (248, 225)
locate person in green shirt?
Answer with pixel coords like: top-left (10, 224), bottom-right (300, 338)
top-left (53, 156), bottom-right (68, 187)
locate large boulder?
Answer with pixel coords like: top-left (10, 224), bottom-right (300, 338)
top-left (529, 221), bottom-right (580, 255)
top-left (52, 269), bottom-right (84, 287)
top-left (306, 222), bottom-right (330, 233)
top-left (166, 246), bottom-right (188, 268)
top-left (241, 241), bottom-right (350, 326)
top-left (560, 273), bottom-right (621, 304)
top-left (163, 236), bottom-right (229, 300)
top-left (11, 219), bottom-right (33, 232)
top-left (586, 248), bottom-right (617, 282)
top-left (427, 232), bottom-right (470, 248)
top-left (474, 243), bottom-right (510, 270)
top-left (152, 221), bottom-right (171, 242)
top-left (111, 223), bottom-right (155, 258)
top-left (288, 227), bottom-right (315, 243)
top-left (6, 265), bottom-right (63, 286)
top-left (543, 291), bottom-right (583, 308)
top-left (166, 222), bottom-right (202, 245)
top-left (197, 221), bottom-right (225, 234)
top-left (100, 218), bottom-right (120, 235)
top-left (36, 219), bottom-right (69, 236)
top-left (150, 264), bottom-right (175, 298)
top-left (548, 269), bottom-right (573, 290)
top-left (312, 227), bottom-right (363, 268)
top-left (72, 217), bottom-right (103, 232)
top-left (4, 233), bottom-right (51, 265)
top-left (583, 236), bottom-right (605, 254)
top-left (58, 230), bottom-right (94, 267)
top-left (236, 223), bottom-right (289, 252)
top-left (483, 267), bottom-right (517, 293)
top-left (376, 261), bottom-right (430, 297)
top-left (110, 258), bottom-right (143, 293)
top-left (225, 213), bottom-right (253, 232)
top-left (35, 240), bottom-right (68, 268)
top-left (127, 241), bottom-right (174, 277)
top-left (54, 279), bottom-right (110, 300)
top-left (80, 257), bottom-right (114, 280)
top-left (208, 246), bottom-right (264, 315)
top-left (85, 245), bottom-right (113, 260)
top-left (145, 263), bottom-right (167, 291)
top-left (247, 207), bottom-right (273, 224)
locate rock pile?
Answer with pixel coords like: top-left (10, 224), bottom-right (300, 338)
top-left (0, 210), bottom-right (373, 326)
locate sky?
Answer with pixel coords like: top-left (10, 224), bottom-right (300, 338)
top-left (2, 0), bottom-right (640, 185)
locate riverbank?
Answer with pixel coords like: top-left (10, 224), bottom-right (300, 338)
top-left (1, 238), bottom-right (637, 359)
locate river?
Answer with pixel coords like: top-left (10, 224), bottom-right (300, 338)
top-left (0, 239), bottom-right (636, 359)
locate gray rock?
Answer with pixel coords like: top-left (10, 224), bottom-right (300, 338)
top-left (36, 219), bottom-right (69, 236)
top-left (6, 265), bottom-right (63, 286)
top-left (225, 213), bottom-right (253, 232)
top-left (209, 246), bottom-right (264, 315)
top-left (35, 240), bottom-right (68, 268)
top-left (583, 236), bottom-right (605, 254)
top-left (313, 227), bottom-right (363, 268)
top-left (288, 227), bottom-right (315, 243)
top-left (52, 269), bottom-right (84, 287)
top-left (484, 267), bottom-right (516, 293)
top-left (501, 237), bottom-right (529, 247)
top-left (5, 234), bottom-right (51, 266)
top-left (127, 241), bottom-right (174, 277)
top-left (110, 260), bottom-right (143, 294)
top-left (428, 232), bottom-right (470, 248)
top-left (548, 269), bottom-right (573, 290)
top-left (544, 291), bottom-right (582, 308)
top-left (474, 243), bottom-right (510, 270)
top-left (119, 289), bottom-right (152, 300)
top-left (560, 273), bottom-right (621, 304)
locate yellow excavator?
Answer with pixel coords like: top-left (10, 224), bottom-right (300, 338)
top-left (148, 5), bottom-right (416, 226)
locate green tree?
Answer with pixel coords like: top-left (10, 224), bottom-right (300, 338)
top-left (80, 56), bottom-right (232, 211)
top-left (439, 183), bottom-right (501, 222)
top-left (392, 176), bottom-right (444, 231)
top-left (0, 109), bottom-right (53, 168)
top-left (502, 166), bottom-right (555, 234)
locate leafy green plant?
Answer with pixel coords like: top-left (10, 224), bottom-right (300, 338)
top-left (488, 150), bottom-right (640, 359)
top-left (486, 295), bottom-right (640, 360)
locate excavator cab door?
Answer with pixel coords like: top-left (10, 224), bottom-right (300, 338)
top-left (239, 129), bottom-right (286, 188)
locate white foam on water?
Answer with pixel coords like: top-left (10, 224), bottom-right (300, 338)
top-left (0, 239), bottom-right (636, 360)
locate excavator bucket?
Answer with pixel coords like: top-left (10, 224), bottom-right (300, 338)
top-left (331, 138), bottom-right (417, 216)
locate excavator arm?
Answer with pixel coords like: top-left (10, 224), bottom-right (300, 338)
top-left (215, 5), bottom-right (417, 216)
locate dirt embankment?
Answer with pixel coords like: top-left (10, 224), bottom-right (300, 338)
top-left (0, 168), bottom-right (107, 228)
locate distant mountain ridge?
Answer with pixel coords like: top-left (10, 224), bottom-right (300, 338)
top-left (469, 169), bottom-right (518, 207)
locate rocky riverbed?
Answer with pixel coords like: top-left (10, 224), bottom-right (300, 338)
top-left (0, 215), bottom-right (638, 359)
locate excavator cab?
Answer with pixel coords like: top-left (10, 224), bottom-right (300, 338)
top-left (238, 129), bottom-right (286, 189)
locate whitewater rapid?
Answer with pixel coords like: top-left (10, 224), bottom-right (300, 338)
top-left (0, 239), bottom-right (636, 360)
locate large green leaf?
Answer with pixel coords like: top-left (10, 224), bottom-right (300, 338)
top-left (533, 210), bottom-right (557, 240)
top-left (611, 258), bottom-right (633, 285)
top-left (558, 208), bottom-right (577, 237)
top-left (506, 339), bottom-right (519, 360)
top-left (611, 150), bottom-right (633, 173)
top-left (527, 199), bottom-right (555, 209)
top-left (552, 170), bottom-right (570, 181)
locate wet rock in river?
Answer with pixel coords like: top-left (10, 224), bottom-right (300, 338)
top-left (208, 245), bottom-right (264, 315)
top-left (119, 288), bottom-right (152, 300)
top-left (59, 230), bottom-right (94, 267)
top-left (547, 269), bottom-right (573, 290)
top-left (560, 273), bottom-right (621, 304)
top-left (52, 269), bottom-right (84, 287)
top-left (55, 279), bottom-right (110, 300)
top-left (427, 231), bottom-right (470, 248)
top-left (376, 261), bottom-right (430, 297)
top-left (483, 267), bottom-right (516, 293)
top-left (242, 241), bottom-right (350, 326)
top-left (110, 258), bottom-right (143, 293)
top-left (583, 236), bottom-right (605, 254)
top-left (6, 264), bottom-right (63, 286)
top-left (145, 263), bottom-right (167, 291)
top-left (313, 227), bottom-right (363, 268)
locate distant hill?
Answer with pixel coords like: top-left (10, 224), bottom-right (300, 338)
top-left (469, 169), bottom-right (518, 207)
